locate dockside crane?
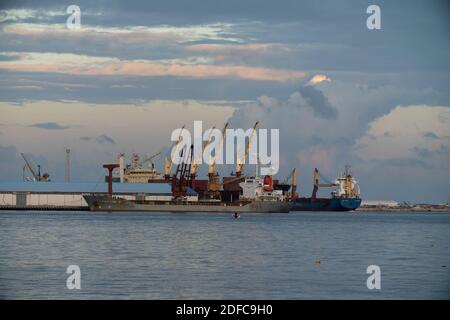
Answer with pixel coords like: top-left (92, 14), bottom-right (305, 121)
top-left (235, 121), bottom-right (259, 177)
top-left (190, 126), bottom-right (216, 181)
top-left (20, 153), bottom-right (50, 181)
top-left (282, 168), bottom-right (297, 200)
top-left (206, 122), bottom-right (229, 196)
top-left (172, 144), bottom-right (194, 198)
top-left (164, 125), bottom-right (185, 180)
top-left (312, 168), bottom-right (336, 199)
top-left (142, 152), bottom-right (161, 170)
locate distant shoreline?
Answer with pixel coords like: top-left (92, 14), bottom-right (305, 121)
top-left (356, 207), bottom-right (450, 212)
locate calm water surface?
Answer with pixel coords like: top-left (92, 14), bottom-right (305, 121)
top-left (0, 211), bottom-right (449, 299)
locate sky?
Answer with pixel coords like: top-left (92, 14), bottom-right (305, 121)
top-left (0, 0), bottom-right (449, 203)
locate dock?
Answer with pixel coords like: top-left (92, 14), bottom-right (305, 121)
top-left (0, 205), bottom-right (88, 211)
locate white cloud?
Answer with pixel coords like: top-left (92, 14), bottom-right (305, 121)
top-left (0, 51), bottom-right (306, 82)
top-left (2, 22), bottom-right (242, 44)
top-left (308, 74), bottom-right (331, 85)
top-left (354, 105), bottom-right (450, 163)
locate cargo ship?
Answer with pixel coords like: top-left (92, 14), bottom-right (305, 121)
top-left (84, 175), bottom-right (292, 213)
top-left (292, 166), bottom-right (361, 211)
top-left (85, 147), bottom-right (292, 213)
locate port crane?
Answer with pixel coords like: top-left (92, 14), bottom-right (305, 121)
top-left (235, 121), bottom-right (259, 177)
top-left (190, 125), bottom-right (216, 181)
top-left (164, 125), bottom-right (185, 179)
top-left (282, 168), bottom-right (297, 199)
top-left (172, 144), bottom-right (194, 198)
top-left (142, 152), bottom-right (161, 170)
top-left (312, 168), bottom-right (336, 199)
top-left (20, 153), bottom-right (50, 182)
top-left (206, 122), bottom-right (229, 196)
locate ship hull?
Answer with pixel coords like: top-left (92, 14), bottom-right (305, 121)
top-left (292, 197), bottom-right (361, 212)
top-left (83, 195), bottom-right (292, 213)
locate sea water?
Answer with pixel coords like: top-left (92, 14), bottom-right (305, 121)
top-left (0, 211), bottom-right (449, 299)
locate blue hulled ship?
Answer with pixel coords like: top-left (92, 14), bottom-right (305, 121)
top-left (291, 166), bottom-right (361, 212)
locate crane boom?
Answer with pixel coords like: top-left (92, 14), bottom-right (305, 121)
top-left (142, 152), bottom-right (161, 168)
top-left (312, 167), bottom-right (336, 199)
top-left (235, 121), bottom-right (259, 176)
top-left (164, 125), bottom-right (185, 178)
top-left (20, 153), bottom-right (39, 180)
top-left (290, 168), bottom-right (297, 198)
top-left (208, 122), bottom-right (229, 175)
top-left (281, 168), bottom-right (297, 199)
top-left (191, 126), bottom-right (215, 176)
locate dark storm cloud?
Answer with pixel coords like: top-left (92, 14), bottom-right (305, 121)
top-left (2, 0), bottom-right (448, 28)
top-left (29, 122), bottom-right (69, 130)
top-left (96, 135), bottom-right (116, 145)
top-left (294, 85), bottom-right (338, 119)
top-left (376, 158), bottom-right (432, 169)
top-left (80, 135), bottom-right (116, 145)
top-left (1, 0), bottom-right (448, 73)
top-left (412, 147), bottom-right (434, 158)
top-left (412, 145), bottom-right (450, 159)
top-left (423, 131), bottom-right (439, 139)
top-left (436, 144), bottom-right (450, 155)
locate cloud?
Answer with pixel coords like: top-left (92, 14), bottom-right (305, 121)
top-left (355, 105), bottom-right (450, 167)
top-left (377, 157), bottom-right (432, 168)
top-left (0, 9), bottom-right (41, 22)
top-left (80, 135), bottom-right (116, 145)
top-left (2, 22), bottom-right (241, 44)
top-left (185, 43), bottom-right (290, 62)
top-left (412, 147), bottom-right (434, 158)
top-left (288, 85), bottom-right (338, 119)
top-left (0, 54), bottom-right (20, 61)
top-left (226, 86), bottom-right (345, 180)
top-left (0, 51), bottom-right (307, 82)
top-left (308, 74), bottom-right (331, 85)
top-left (423, 131), bottom-right (439, 139)
top-left (29, 122), bottom-right (69, 130)
top-left (96, 135), bottom-right (116, 145)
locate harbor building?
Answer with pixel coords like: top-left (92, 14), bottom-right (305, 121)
top-left (0, 182), bottom-right (196, 210)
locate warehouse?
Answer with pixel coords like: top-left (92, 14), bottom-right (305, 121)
top-left (0, 181), bottom-right (177, 209)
